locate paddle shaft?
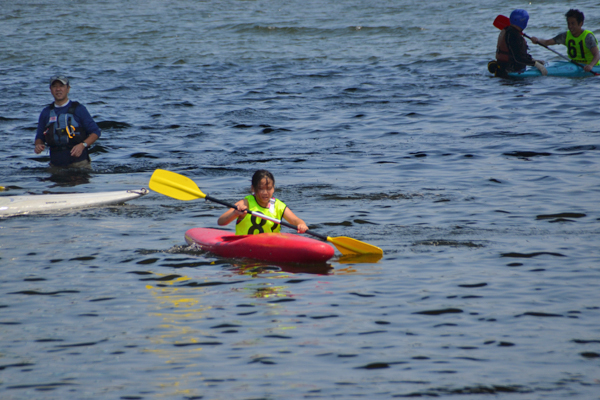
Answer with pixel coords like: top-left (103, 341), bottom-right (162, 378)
top-left (205, 195), bottom-right (329, 242)
top-left (494, 15), bottom-right (599, 76)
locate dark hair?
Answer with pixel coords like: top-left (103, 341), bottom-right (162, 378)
top-left (566, 9), bottom-right (584, 24)
top-left (251, 170), bottom-right (275, 190)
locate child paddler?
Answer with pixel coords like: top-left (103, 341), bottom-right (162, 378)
top-left (489, 9), bottom-right (546, 77)
top-left (531, 9), bottom-right (600, 73)
top-left (217, 170), bottom-right (309, 235)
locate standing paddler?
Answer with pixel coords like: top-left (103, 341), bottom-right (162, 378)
top-left (34, 75), bottom-right (101, 169)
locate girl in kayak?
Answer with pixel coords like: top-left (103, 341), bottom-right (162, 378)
top-left (217, 170), bottom-right (309, 235)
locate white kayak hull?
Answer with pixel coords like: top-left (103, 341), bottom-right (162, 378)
top-left (0, 189), bottom-right (148, 217)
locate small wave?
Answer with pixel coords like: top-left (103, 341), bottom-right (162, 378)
top-left (397, 384), bottom-right (532, 396)
top-left (458, 283), bottom-right (487, 288)
top-left (228, 23), bottom-right (408, 37)
top-left (556, 145), bottom-right (597, 152)
top-left (515, 312), bottom-right (563, 318)
top-left (536, 213), bottom-right (586, 220)
top-left (413, 308), bottom-right (463, 315)
top-left (414, 240), bottom-right (485, 248)
top-left (97, 120), bottom-right (131, 130)
top-left (501, 252), bottom-right (565, 258)
top-left (504, 151), bottom-right (552, 158)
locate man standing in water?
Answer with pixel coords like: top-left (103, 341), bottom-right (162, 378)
top-left (531, 9), bottom-right (600, 73)
top-left (35, 75), bottom-right (101, 168)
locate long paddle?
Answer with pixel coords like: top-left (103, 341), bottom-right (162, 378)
top-left (493, 15), bottom-right (599, 76)
top-left (149, 169), bottom-right (383, 256)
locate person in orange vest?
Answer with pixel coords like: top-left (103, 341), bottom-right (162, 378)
top-left (489, 9), bottom-right (545, 77)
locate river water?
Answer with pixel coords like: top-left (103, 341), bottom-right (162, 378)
top-left (1, 1), bottom-right (600, 399)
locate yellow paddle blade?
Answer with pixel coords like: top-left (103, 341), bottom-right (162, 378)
top-left (149, 169), bottom-right (207, 201)
top-left (327, 236), bottom-right (383, 256)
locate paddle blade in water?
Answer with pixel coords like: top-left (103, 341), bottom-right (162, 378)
top-left (493, 15), bottom-right (510, 30)
top-left (149, 169), bottom-right (206, 201)
top-left (337, 253), bottom-right (383, 264)
top-left (328, 236), bottom-right (383, 255)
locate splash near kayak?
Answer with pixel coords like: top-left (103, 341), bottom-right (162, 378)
top-left (0, 189), bottom-right (148, 217)
top-left (185, 227), bottom-right (335, 264)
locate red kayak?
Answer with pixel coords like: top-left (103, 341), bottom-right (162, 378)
top-left (185, 228), bottom-right (335, 264)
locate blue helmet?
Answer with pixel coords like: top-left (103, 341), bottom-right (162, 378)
top-left (510, 9), bottom-right (529, 30)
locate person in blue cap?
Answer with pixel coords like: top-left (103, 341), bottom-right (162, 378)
top-left (491, 9), bottom-right (545, 77)
top-left (34, 75), bottom-right (101, 168)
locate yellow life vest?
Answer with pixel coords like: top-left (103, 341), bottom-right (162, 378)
top-left (235, 195), bottom-right (287, 235)
top-left (566, 30), bottom-right (600, 65)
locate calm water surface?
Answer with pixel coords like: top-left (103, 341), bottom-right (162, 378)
top-left (1, 1), bottom-right (599, 399)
